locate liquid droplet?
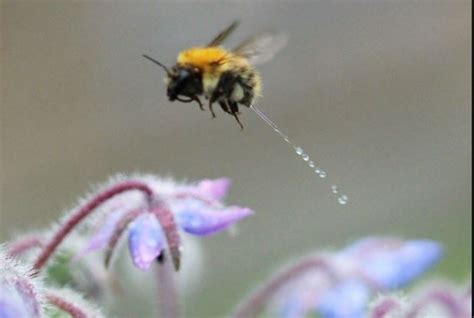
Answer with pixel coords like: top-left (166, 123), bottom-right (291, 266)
top-left (338, 195), bottom-right (349, 205)
top-left (250, 105), bottom-right (349, 206)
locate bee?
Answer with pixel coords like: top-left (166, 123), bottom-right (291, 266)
top-left (143, 21), bottom-right (287, 130)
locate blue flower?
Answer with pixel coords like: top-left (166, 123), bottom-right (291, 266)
top-left (339, 238), bottom-right (443, 289)
top-left (315, 238), bottom-right (442, 318)
top-left (77, 177), bottom-right (253, 271)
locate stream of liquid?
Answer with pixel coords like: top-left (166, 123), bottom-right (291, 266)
top-left (250, 105), bottom-right (349, 205)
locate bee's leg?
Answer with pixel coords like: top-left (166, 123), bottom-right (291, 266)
top-left (229, 101), bottom-right (240, 114)
top-left (208, 100), bottom-right (217, 118)
top-left (191, 96), bottom-right (204, 111)
top-left (175, 95), bottom-right (204, 111)
top-left (218, 101), bottom-right (231, 114)
top-left (229, 101), bottom-right (244, 130)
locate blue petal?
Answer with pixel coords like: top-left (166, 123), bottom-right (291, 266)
top-left (316, 280), bottom-right (370, 318)
top-left (127, 213), bottom-right (165, 270)
top-left (342, 238), bottom-right (443, 289)
top-left (382, 240), bottom-right (442, 288)
top-left (175, 205), bottom-right (253, 236)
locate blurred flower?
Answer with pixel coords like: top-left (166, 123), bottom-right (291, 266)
top-left (313, 238), bottom-right (442, 318)
top-left (77, 176), bottom-right (253, 271)
top-left (0, 249), bottom-right (42, 318)
top-left (337, 237), bottom-right (443, 289)
top-left (317, 279), bottom-right (370, 318)
top-left (236, 237), bottom-right (442, 318)
top-left (1, 248), bottom-right (105, 318)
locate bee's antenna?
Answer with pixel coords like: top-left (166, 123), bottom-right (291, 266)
top-left (143, 54), bottom-right (172, 77)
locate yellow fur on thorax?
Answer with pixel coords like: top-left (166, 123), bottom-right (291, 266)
top-left (177, 47), bottom-right (245, 72)
top-left (177, 46), bottom-right (262, 99)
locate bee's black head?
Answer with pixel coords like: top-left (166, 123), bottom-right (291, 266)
top-left (167, 66), bottom-right (203, 101)
top-left (142, 54), bottom-right (203, 101)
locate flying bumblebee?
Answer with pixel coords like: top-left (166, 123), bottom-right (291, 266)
top-left (143, 21), bottom-right (287, 130)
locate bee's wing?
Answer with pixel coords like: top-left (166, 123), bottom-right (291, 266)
top-left (207, 21), bottom-right (240, 47)
top-left (233, 33), bottom-right (288, 65)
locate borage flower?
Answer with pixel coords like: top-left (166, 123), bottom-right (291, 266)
top-left (300, 238), bottom-right (442, 318)
top-left (233, 237), bottom-right (442, 318)
top-left (76, 177), bottom-right (252, 271)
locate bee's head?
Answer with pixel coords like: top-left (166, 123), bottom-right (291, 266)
top-left (166, 66), bottom-right (203, 101)
top-left (142, 54), bottom-right (203, 102)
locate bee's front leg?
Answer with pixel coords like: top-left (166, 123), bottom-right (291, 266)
top-left (191, 96), bottom-right (204, 111)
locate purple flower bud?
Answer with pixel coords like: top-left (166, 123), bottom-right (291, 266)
top-left (128, 213), bottom-right (165, 270)
top-left (317, 279), bottom-right (370, 318)
top-left (176, 205), bottom-right (253, 236)
top-left (196, 178), bottom-right (231, 201)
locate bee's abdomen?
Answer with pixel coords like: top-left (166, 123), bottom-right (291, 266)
top-left (212, 67), bottom-right (260, 107)
top-left (239, 68), bottom-right (261, 106)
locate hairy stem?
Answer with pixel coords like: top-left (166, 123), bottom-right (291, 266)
top-left (155, 257), bottom-right (180, 318)
top-left (370, 298), bottom-right (402, 318)
top-left (33, 181), bottom-right (154, 272)
top-left (8, 235), bottom-right (43, 257)
top-left (104, 208), bottom-right (145, 268)
top-left (231, 256), bottom-right (339, 318)
top-left (151, 205), bottom-right (181, 271)
top-left (406, 289), bottom-right (468, 318)
top-left (46, 292), bottom-right (88, 318)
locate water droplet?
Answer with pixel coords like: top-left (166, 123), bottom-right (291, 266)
top-left (338, 195), bottom-right (349, 205)
top-left (318, 171), bottom-right (327, 178)
top-left (331, 185), bottom-right (339, 194)
top-left (302, 154), bottom-right (310, 161)
top-left (295, 147), bottom-right (304, 156)
top-left (308, 161), bottom-right (315, 168)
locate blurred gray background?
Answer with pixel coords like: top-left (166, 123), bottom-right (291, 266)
top-left (1, 1), bottom-right (471, 317)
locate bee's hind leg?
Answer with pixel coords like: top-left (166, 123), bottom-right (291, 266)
top-left (219, 101), bottom-right (232, 114)
top-left (208, 100), bottom-right (217, 118)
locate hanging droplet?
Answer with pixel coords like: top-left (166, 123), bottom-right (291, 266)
top-left (338, 195), bottom-right (349, 205)
top-left (250, 105), bottom-right (349, 206)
